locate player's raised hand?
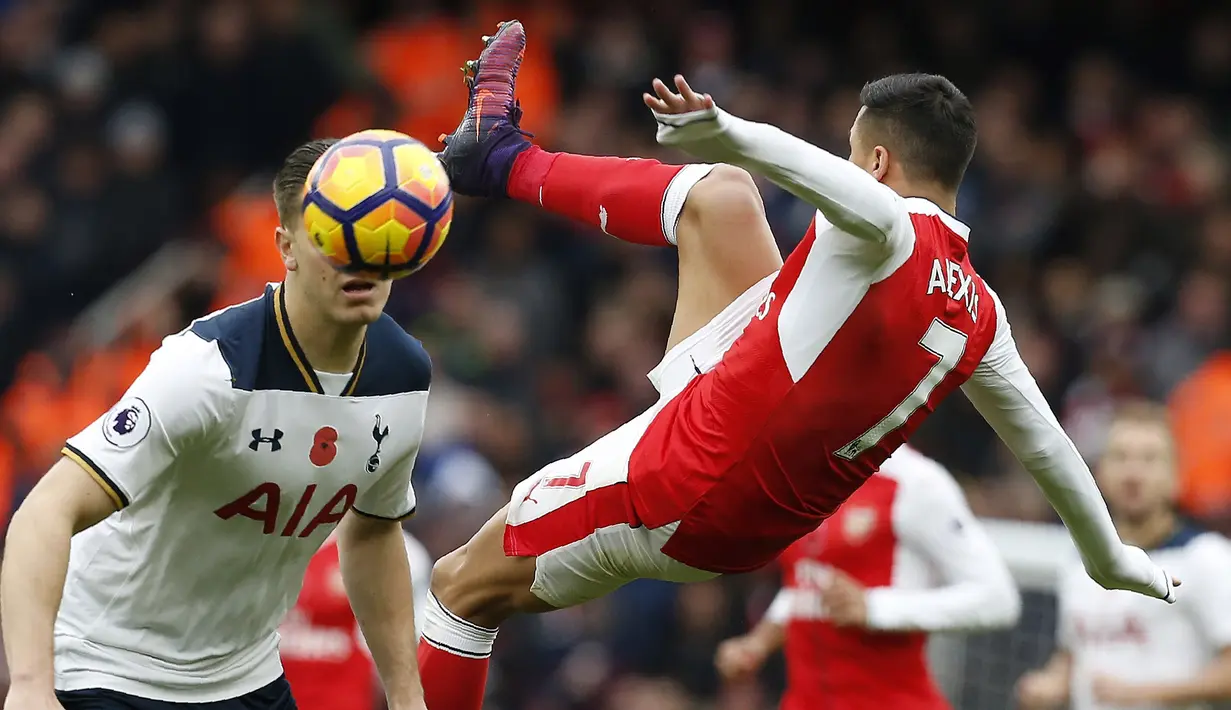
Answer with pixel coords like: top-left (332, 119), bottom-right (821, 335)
top-left (643, 75), bottom-right (714, 116)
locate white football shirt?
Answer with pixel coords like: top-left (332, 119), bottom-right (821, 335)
top-left (55, 284), bottom-right (431, 702)
top-left (1058, 525), bottom-right (1231, 710)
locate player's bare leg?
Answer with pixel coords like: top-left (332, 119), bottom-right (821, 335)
top-left (438, 20), bottom-right (782, 355)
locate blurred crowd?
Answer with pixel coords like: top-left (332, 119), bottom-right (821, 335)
top-left (0, 0), bottom-right (1230, 707)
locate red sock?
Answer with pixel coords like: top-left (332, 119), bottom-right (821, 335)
top-left (417, 592), bottom-right (498, 710)
top-left (507, 146), bottom-right (703, 247)
top-left (418, 637), bottom-right (489, 710)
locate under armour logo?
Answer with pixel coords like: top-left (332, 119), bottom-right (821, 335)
top-left (249, 428), bottom-right (284, 452)
top-left (367, 415), bottom-right (389, 473)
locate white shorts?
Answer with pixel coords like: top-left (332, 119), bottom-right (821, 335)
top-left (503, 271), bottom-right (778, 608)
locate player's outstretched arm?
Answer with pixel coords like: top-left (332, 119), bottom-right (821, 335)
top-left (645, 76), bottom-right (903, 245)
top-left (961, 292), bottom-right (1177, 602)
top-left (1, 457), bottom-right (117, 710)
top-left (860, 469), bottom-right (1021, 632)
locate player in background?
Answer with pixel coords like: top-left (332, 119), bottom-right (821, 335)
top-left (714, 446), bottom-right (1020, 710)
top-left (1016, 402), bottom-right (1231, 710)
top-left (417, 22), bottom-right (1175, 710)
top-left (280, 530), bottom-right (433, 710)
top-left (0, 140), bottom-right (430, 710)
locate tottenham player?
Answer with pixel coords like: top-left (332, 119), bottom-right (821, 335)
top-left (714, 445), bottom-right (1019, 709)
top-left (416, 22), bottom-right (1175, 710)
top-left (280, 531), bottom-right (433, 710)
top-left (1, 140), bottom-right (430, 710)
top-left (1016, 402), bottom-right (1231, 710)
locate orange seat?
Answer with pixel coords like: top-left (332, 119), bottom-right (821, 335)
top-left (364, 15), bottom-right (559, 147)
top-left (1171, 353), bottom-right (1231, 517)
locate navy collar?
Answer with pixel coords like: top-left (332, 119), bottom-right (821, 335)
top-left (1151, 520), bottom-right (1204, 552)
top-left (192, 283), bottom-right (430, 397)
top-left (270, 284), bottom-right (366, 396)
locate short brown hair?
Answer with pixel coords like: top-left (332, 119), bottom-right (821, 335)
top-left (1108, 399), bottom-right (1175, 452)
top-left (1111, 399), bottom-right (1172, 430)
top-left (273, 138), bottom-right (338, 227)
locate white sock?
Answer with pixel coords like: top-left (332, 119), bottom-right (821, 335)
top-left (420, 592), bottom-right (498, 659)
top-left (661, 163), bottom-right (717, 245)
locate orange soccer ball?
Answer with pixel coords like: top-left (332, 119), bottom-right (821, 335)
top-left (302, 129), bottom-right (453, 279)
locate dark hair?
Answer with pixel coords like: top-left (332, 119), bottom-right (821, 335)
top-left (273, 138), bottom-right (338, 226)
top-left (858, 73), bottom-right (977, 190)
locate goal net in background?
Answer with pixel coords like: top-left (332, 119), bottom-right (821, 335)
top-left (929, 519), bottom-right (1073, 709)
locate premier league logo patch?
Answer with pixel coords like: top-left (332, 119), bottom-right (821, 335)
top-left (102, 397), bottom-right (152, 448)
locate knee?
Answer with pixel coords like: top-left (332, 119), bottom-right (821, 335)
top-left (675, 164), bottom-right (781, 284)
top-left (682, 165), bottom-right (765, 228)
top-left (428, 545), bottom-right (471, 610)
top-left (428, 540), bottom-right (540, 627)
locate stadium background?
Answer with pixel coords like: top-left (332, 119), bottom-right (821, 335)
top-left (0, 0), bottom-right (1230, 707)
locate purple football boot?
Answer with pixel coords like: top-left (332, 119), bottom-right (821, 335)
top-left (438, 20), bottom-right (533, 198)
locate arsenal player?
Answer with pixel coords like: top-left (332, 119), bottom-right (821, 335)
top-left (715, 446), bottom-right (1019, 710)
top-left (415, 21), bottom-right (1176, 710)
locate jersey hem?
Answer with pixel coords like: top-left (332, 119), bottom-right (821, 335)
top-left (54, 660), bottom-right (284, 704)
top-left (62, 444), bottom-right (129, 508)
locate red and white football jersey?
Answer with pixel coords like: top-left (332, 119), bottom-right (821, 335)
top-left (630, 198), bottom-right (999, 574)
top-left (768, 446), bottom-right (1018, 710)
top-left (621, 103), bottom-right (1169, 604)
top-left (279, 532), bottom-right (431, 710)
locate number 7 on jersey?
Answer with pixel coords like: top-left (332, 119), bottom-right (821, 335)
top-left (834, 319), bottom-right (968, 460)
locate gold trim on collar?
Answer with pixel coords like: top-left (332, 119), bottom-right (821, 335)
top-left (274, 284), bottom-right (368, 396)
top-left (343, 341), bottom-right (366, 397)
top-left (274, 284), bottom-right (323, 393)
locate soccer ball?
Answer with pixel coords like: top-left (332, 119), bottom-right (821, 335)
top-left (302, 129), bottom-right (454, 279)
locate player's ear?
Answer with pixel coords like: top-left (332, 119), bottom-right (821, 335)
top-left (275, 226), bottom-right (298, 271)
top-left (870, 146), bottom-right (890, 183)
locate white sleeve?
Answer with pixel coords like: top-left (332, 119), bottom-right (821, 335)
top-left (961, 291), bottom-right (1165, 598)
top-left (1189, 535), bottom-right (1231, 648)
top-left (864, 465), bottom-right (1022, 631)
top-left (352, 399), bottom-right (425, 521)
top-left (62, 333), bottom-right (233, 508)
top-left (653, 105), bottom-right (908, 248)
